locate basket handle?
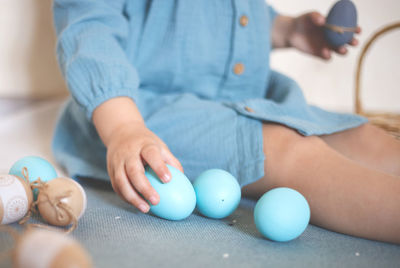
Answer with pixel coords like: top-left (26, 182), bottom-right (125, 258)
top-left (354, 22), bottom-right (400, 114)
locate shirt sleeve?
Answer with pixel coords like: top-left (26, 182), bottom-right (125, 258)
top-left (53, 0), bottom-right (139, 120)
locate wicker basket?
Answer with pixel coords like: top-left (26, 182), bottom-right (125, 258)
top-left (355, 22), bottom-right (400, 138)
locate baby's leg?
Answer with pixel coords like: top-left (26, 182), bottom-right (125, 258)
top-left (242, 123), bottom-right (400, 244)
top-left (321, 123), bottom-right (400, 176)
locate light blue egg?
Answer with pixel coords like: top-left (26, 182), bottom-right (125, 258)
top-left (254, 187), bottom-right (310, 242)
top-left (9, 156), bottom-right (58, 200)
top-left (324, 0), bottom-right (358, 47)
top-left (145, 165), bottom-right (196, 221)
top-left (193, 169), bottom-right (241, 219)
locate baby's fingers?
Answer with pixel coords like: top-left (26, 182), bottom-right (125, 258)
top-left (114, 167), bottom-right (150, 213)
top-left (125, 157), bottom-right (160, 206)
top-left (321, 47), bottom-right (332, 60)
top-left (161, 148), bottom-right (184, 173)
top-left (141, 144), bottom-right (172, 183)
top-left (349, 38), bottom-right (359, 46)
top-left (335, 46), bottom-right (348, 55)
top-left (309, 11), bottom-right (325, 26)
top-left (348, 26), bottom-right (360, 46)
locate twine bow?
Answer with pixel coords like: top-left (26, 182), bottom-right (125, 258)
top-left (19, 167), bottom-right (78, 234)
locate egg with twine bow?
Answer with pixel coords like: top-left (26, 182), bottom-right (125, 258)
top-left (324, 0), bottom-right (358, 47)
top-left (0, 173), bottom-right (33, 225)
top-left (12, 228), bottom-right (93, 268)
top-left (36, 178), bottom-right (87, 230)
top-left (9, 156), bottom-right (58, 200)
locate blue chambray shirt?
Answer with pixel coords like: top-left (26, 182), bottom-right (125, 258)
top-left (52, 0), bottom-right (366, 185)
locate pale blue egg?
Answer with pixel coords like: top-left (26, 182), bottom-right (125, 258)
top-left (324, 0), bottom-right (358, 47)
top-left (145, 165), bottom-right (196, 221)
top-left (193, 169), bottom-right (241, 219)
top-left (9, 156), bottom-right (58, 200)
top-left (254, 187), bottom-right (310, 242)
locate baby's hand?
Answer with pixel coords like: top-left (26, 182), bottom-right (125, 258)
top-left (106, 121), bottom-right (183, 213)
top-left (287, 12), bottom-right (361, 59)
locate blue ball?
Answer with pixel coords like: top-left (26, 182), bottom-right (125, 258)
top-left (9, 156), bottom-right (58, 200)
top-left (254, 187), bottom-right (310, 242)
top-left (324, 0), bottom-right (358, 47)
top-left (145, 165), bottom-right (196, 221)
top-left (193, 169), bottom-right (241, 219)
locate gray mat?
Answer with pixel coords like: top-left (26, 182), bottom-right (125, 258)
top-left (1, 178), bottom-right (400, 268)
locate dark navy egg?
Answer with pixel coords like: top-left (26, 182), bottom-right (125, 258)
top-left (324, 0), bottom-right (358, 47)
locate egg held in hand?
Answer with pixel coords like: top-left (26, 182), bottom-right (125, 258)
top-left (254, 187), bottom-right (310, 242)
top-left (324, 0), bottom-right (358, 47)
top-left (145, 165), bottom-right (196, 221)
top-left (193, 169), bottom-right (241, 219)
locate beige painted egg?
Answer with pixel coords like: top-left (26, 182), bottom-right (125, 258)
top-left (13, 229), bottom-right (92, 268)
top-left (0, 174), bottom-right (33, 224)
top-left (37, 177), bottom-right (87, 226)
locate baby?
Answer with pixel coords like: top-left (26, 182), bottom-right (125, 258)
top-left (52, 0), bottom-right (400, 244)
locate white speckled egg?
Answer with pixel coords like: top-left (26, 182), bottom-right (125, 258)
top-left (0, 174), bottom-right (33, 225)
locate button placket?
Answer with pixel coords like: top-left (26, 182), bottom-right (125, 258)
top-left (219, 0), bottom-right (252, 100)
top-left (230, 1), bottom-right (250, 77)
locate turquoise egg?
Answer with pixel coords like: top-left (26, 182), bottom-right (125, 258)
top-left (145, 165), bottom-right (196, 221)
top-left (254, 187), bottom-right (310, 242)
top-left (324, 0), bottom-right (358, 47)
top-left (193, 169), bottom-right (241, 219)
top-left (9, 156), bottom-right (58, 200)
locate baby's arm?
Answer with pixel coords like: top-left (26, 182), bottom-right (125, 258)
top-left (53, 0), bottom-right (182, 213)
top-left (271, 12), bottom-right (360, 59)
top-left (92, 97), bottom-right (182, 213)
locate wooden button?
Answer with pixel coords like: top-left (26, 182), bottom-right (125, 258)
top-left (239, 15), bottom-right (249, 27)
top-left (244, 106), bottom-right (254, 113)
top-left (233, 63), bottom-right (245, 75)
